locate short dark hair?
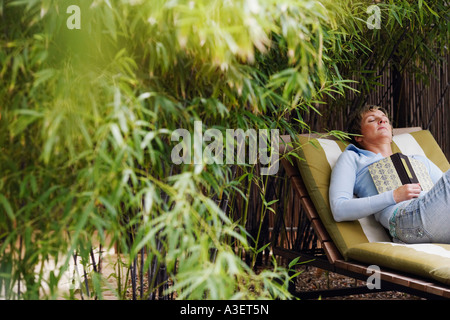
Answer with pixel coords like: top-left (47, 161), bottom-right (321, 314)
top-left (347, 105), bottom-right (390, 148)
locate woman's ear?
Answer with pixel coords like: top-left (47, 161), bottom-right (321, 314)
top-left (355, 135), bottom-right (363, 143)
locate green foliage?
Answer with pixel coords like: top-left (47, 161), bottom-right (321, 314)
top-left (327, 0), bottom-right (449, 117)
top-left (0, 0), bottom-right (447, 299)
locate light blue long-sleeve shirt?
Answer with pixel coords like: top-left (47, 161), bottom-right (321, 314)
top-left (329, 144), bottom-right (443, 229)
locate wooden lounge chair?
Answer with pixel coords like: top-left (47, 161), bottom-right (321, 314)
top-left (272, 128), bottom-right (450, 299)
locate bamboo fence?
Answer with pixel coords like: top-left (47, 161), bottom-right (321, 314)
top-left (303, 53), bottom-right (449, 160)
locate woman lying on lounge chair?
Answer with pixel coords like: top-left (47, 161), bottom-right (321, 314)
top-left (329, 105), bottom-right (450, 244)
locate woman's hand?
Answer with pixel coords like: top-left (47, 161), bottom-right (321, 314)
top-left (393, 184), bottom-right (421, 203)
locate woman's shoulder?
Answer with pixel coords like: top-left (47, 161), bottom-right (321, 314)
top-left (341, 144), bottom-right (371, 158)
top-left (335, 144), bottom-right (377, 168)
top-left (335, 144), bottom-right (362, 166)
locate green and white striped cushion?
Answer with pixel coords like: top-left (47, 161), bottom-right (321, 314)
top-left (294, 130), bottom-right (450, 284)
top-left (393, 130), bottom-right (449, 171)
top-left (347, 242), bottom-right (450, 285)
top-left (295, 135), bottom-right (384, 257)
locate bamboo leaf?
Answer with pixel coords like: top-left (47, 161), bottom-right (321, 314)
top-left (423, 1), bottom-right (440, 18)
top-left (0, 194), bottom-right (15, 221)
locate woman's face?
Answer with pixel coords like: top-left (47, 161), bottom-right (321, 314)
top-left (355, 109), bottom-right (393, 148)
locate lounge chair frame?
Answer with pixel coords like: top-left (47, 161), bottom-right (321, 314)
top-left (271, 129), bottom-right (450, 300)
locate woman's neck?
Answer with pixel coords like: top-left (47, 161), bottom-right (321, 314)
top-left (363, 143), bottom-right (393, 158)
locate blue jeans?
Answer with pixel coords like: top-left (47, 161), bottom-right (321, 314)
top-left (389, 170), bottom-right (450, 244)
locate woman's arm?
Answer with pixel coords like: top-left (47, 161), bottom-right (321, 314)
top-left (329, 150), bottom-right (396, 222)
